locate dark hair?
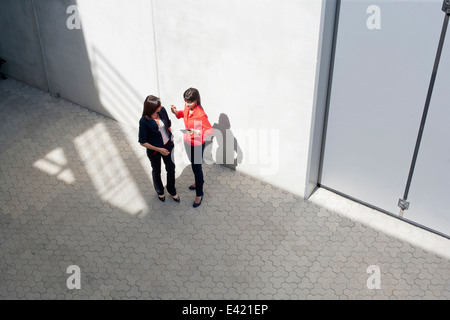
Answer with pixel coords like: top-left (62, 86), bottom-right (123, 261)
top-left (183, 88), bottom-right (202, 108)
top-left (142, 95), bottom-right (161, 120)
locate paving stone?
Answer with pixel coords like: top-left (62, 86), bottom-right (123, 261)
top-left (1, 78), bottom-right (450, 299)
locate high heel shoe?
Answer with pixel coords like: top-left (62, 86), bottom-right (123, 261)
top-left (189, 184), bottom-right (196, 190)
top-left (193, 195), bottom-right (203, 208)
top-left (158, 195), bottom-right (165, 202)
top-left (172, 195), bottom-right (181, 203)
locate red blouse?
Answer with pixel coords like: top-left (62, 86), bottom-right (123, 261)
top-left (177, 105), bottom-right (213, 146)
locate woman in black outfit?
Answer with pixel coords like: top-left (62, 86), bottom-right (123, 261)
top-left (139, 95), bottom-right (180, 202)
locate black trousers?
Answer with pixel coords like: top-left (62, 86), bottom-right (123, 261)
top-left (185, 142), bottom-right (205, 197)
top-left (147, 140), bottom-right (177, 196)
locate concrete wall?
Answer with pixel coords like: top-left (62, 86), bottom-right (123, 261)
top-left (0, 0), bottom-right (48, 91)
top-left (33, 0), bottom-right (109, 116)
top-left (153, 0), bottom-right (324, 198)
top-left (76, 0), bottom-right (159, 125)
top-left (0, 0), bottom-right (325, 198)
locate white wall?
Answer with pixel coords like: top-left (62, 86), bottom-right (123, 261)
top-left (153, 0), bottom-right (324, 197)
top-left (77, 0), bottom-right (159, 126)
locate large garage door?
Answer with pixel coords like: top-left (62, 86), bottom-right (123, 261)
top-left (321, 0), bottom-right (450, 237)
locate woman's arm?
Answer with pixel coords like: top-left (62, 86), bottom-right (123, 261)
top-left (171, 105), bottom-right (184, 119)
top-left (140, 142), bottom-right (170, 156)
top-left (139, 118), bottom-right (170, 155)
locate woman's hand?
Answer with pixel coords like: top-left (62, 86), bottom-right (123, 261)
top-left (159, 148), bottom-right (170, 156)
top-left (170, 105), bottom-right (178, 115)
top-left (185, 129), bottom-right (201, 135)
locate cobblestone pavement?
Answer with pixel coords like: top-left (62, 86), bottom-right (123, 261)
top-left (1, 79), bottom-right (450, 300)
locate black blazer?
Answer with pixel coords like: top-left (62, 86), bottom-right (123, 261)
top-left (138, 107), bottom-right (173, 153)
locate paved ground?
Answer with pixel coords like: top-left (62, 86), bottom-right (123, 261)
top-left (1, 78), bottom-right (450, 300)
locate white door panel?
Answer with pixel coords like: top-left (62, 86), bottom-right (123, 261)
top-left (321, 0), bottom-right (450, 236)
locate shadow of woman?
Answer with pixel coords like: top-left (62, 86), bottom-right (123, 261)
top-left (207, 113), bottom-right (243, 171)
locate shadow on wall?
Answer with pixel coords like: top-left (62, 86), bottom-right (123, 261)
top-left (38, 0), bottom-right (110, 117)
top-left (207, 113), bottom-right (243, 171)
top-left (0, 59), bottom-right (7, 80)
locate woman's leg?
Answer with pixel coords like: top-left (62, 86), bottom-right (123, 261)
top-left (190, 143), bottom-right (205, 197)
top-left (148, 153), bottom-right (164, 196)
top-left (162, 142), bottom-right (177, 197)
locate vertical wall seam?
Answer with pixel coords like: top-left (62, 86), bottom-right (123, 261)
top-left (30, 0), bottom-right (50, 93)
top-left (304, 0), bottom-right (329, 198)
top-left (316, 0), bottom-right (341, 190)
top-left (305, 0), bottom-right (340, 199)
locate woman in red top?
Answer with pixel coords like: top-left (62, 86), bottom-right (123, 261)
top-left (171, 88), bottom-right (213, 208)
